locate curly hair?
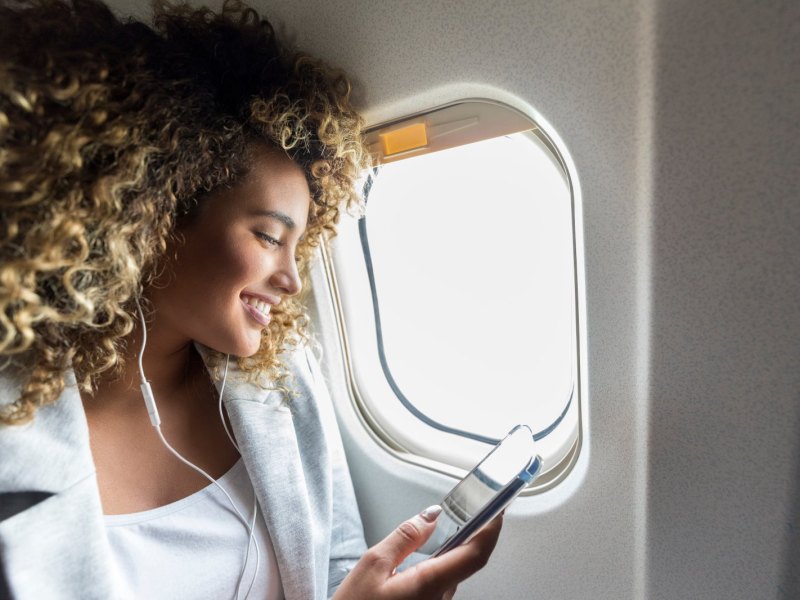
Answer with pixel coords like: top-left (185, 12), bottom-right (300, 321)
top-left (0, 0), bottom-right (369, 424)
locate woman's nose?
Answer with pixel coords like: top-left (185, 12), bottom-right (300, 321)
top-left (269, 254), bottom-right (302, 297)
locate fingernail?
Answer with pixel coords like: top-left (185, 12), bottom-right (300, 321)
top-left (420, 504), bottom-right (442, 522)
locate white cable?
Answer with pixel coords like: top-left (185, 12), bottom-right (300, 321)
top-left (134, 299), bottom-right (259, 600)
top-left (153, 426), bottom-right (252, 532)
top-left (136, 299), bottom-right (160, 428)
top-left (218, 354), bottom-right (238, 452)
top-left (246, 501), bottom-right (260, 597)
top-left (217, 355), bottom-right (261, 599)
top-left (239, 497), bottom-right (261, 600)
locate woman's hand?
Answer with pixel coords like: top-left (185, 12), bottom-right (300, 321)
top-left (332, 506), bottom-right (503, 600)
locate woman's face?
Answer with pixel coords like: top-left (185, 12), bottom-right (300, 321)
top-left (149, 145), bottom-right (311, 357)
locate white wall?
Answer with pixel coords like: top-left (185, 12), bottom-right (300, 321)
top-left (646, 2), bottom-right (799, 598)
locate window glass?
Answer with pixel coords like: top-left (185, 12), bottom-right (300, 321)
top-left (363, 131), bottom-right (576, 446)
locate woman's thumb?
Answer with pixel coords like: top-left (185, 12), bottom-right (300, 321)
top-left (372, 505), bottom-right (443, 567)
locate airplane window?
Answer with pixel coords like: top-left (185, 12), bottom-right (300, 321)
top-left (323, 102), bottom-right (581, 487)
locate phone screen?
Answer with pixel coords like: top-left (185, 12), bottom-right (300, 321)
top-left (417, 425), bottom-right (541, 558)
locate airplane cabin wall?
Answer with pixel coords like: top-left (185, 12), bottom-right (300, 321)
top-left (646, 2), bottom-right (799, 598)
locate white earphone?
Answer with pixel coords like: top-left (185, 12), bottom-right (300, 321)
top-left (135, 298), bottom-right (260, 600)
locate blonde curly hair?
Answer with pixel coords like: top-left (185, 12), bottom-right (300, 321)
top-left (0, 0), bottom-right (369, 424)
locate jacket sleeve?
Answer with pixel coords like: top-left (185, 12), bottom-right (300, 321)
top-left (303, 347), bottom-right (368, 598)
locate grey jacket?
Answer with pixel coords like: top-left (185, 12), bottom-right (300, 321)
top-left (0, 346), bottom-right (367, 600)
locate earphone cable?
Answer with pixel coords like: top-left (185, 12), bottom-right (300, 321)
top-left (217, 355), bottom-right (262, 599)
top-left (135, 298), bottom-right (259, 600)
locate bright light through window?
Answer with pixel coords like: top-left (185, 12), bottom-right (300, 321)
top-left (364, 132), bottom-right (576, 442)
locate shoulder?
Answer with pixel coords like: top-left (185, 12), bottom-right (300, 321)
top-left (0, 364), bottom-right (27, 409)
top-left (196, 341), bottom-right (324, 409)
top-left (282, 344), bottom-right (337, 433)
top-left (0, 368), bottom-right (95, 495)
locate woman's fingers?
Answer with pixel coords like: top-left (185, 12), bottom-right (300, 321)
top-left (416, 513), bottom-right (503, 582)
top-left (332, 511), bottom-right (502, 600)
top-left (332, 506), bottom-right (446, 599)
top-left (366, 505), bottom-right (442, 572)
top-left (387, 513), bottom-right (504, 597)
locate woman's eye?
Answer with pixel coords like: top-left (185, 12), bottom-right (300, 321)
top-left (255, 231), bottom-right (282, 247)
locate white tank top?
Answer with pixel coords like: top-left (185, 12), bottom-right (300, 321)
top-left (104, 459), bottom-right (283, 600)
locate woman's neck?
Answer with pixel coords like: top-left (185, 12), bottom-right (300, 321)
top-left (83, 318), bottom-right (209, 415)
top-left (81, 327), bottom-right (241, 515)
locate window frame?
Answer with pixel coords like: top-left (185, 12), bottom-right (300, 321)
top-left (316, 99), bottom-right (585, 494)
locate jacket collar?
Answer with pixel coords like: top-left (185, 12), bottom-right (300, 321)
top-left (198, 345), bottom-right (322, 600)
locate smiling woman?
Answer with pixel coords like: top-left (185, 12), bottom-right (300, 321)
top-left (0, 0), bottom-right (366, 426)
top-left (149, 145), bottom-right (311, 360)
top-left (0, 1), bottom-right (504, 599)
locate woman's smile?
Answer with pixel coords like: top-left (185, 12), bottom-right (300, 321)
top-left (241, 293), bottom-right (277, 326)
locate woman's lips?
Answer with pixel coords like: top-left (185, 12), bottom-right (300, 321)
top-left (241, 298), bottom-right (271, 326)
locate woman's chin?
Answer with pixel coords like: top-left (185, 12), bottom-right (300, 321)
top-left (223, 341), bottom-right (261, 359)
top-left (236, 334), bottom-right (264, 358)
top-left (198, 334), bottom-right (261, 359)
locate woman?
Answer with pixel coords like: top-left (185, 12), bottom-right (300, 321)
top-left (0, 1), bottom-right (502, 598)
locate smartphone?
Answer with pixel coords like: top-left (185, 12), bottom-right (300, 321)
top-left (418, 424), bottom-right (542, 558)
